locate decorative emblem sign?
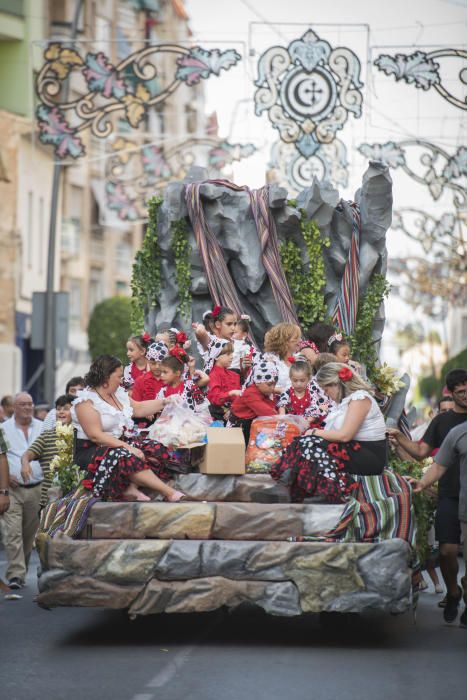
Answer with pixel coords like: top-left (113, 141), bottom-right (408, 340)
top-left (105, 137), bottom-right (256, 221)
top-left (358, 140), bottom-right (467, 210)
top-left (35, 42), bottom-right (241, 159)
top-left (374, 48), bottom-right (467, 110)
top-left (392, 209), bottom-right (465, 263)
top-left (254, 29), bottom-right (363, 157)
top-left (269, 138), bottom-right (348, 194)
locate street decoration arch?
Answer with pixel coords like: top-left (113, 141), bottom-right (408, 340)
top-left (105, 136), bottom-right (256, 221)
top-left (35, 42), bottom-right (241, 159)
top-left (358, 140), bottom-right (467, 210)
top-left (254, 28), bottom-right (363, 158)
top-left (374, 48), bottom-right (467, 110)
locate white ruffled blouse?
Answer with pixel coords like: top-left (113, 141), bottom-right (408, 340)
top-left (324, 390), bottom-right (386, 441)
top-left (71, 386), bottom-right (134, 440)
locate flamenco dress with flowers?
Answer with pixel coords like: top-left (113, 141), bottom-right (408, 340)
top-left (72, 387), bottom-right (176, 500)
top-left (271, 390), bottom-right (388, 503)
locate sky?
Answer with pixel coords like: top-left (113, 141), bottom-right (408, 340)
top-left (185, 0), bottom-right (467, 367)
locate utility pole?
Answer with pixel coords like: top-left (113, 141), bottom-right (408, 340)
top-left (43, 0), bottom-right (84, 405)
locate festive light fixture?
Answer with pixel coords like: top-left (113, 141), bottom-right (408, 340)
top-left (358, 140), bottom-right (467, 210)
top-left (35, 42), bottom-right (241, 159)
top-left (269, 137), bottom-right (348, 194)
top-left (392, 208), bottom-right (465, 261)
top-left (254, 28), bottom-right (363, 157)
top-left (374, 48), bottom-right (467, 110)
top-left (105, 136), bottom-right (256, 221)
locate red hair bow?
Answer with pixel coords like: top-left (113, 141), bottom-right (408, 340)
top-left (141, 331), bottom-right (151, 343)
top-left (211, 305), bottom-right (221, 318)
top-left (169, 346), bottom-right (188, 364)
top-left (176, 331), bottom-right (188, 345)
top-left (338, 366), bottom-right (353, 382)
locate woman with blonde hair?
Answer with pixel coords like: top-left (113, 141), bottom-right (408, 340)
top-left (263, 322), bottom-right (301, 391)
top-left (257, 362), bottom-right (388, 503)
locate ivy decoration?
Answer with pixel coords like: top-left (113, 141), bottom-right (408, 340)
top-left (280, 213), bottom-right (330, 328)
top-left (130, 195), bottom-right (163, 332)
top-left (389, 455), bottom-right (437, 564)
top-left (171, 217), bottom-right (192, 320)
top-left (349, 273), bottom-right (391, 382)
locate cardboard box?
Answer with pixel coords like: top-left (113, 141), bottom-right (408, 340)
top-left (199, 427), bottom-right (246, 475)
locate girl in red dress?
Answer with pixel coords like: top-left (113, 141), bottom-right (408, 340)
top-left (277, 359), bottom-right (315, 418)
top-left (229, 358), bottom-right (279, 443)
top-left (157, 347), bottom-right (209, 411)
top-left (131, 341), bottom-right (169, 402)
top-left (123, 332), bottom-right (152, 391)
top-left (205, 340), bottom-right (242, 421)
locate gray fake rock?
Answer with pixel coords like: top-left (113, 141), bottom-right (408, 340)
top-left (84, 501), bottom-right (345, 541)
top-left (36, 537), bottom-right (413, 615)
top-left (170, 472), bottom-right (275, 501)
top-left (128, 577), bottom-right (301, 617)
top-left (146, 165), bottom-right (392, 344)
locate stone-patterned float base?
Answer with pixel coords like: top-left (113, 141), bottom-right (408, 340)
top-left (169, 473), bottom-right (276, 502)
top-left (84, 501), bottom-right (346, 541)
top-left (36, 536), bottom-right (413, 616)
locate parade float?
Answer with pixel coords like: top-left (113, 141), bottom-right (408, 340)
top-left (36, 164), bottom-right (418, 618)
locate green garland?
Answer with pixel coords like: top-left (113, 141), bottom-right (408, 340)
top-left (171, 217), bottom-right (192, 320)
top-left (389, 455), bottom-right (437, 564)
top-left (130, 196), bottom-right (163, 333)
top-left (349, 273), bottom-right (391, 381)
top-left (280, 213), bottom-right (330, 329)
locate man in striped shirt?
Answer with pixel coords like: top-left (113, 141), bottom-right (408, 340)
top-left (21, 394), bottom-right (75, 508)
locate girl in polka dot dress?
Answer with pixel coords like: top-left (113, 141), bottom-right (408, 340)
top-left (157, 347), bottom-right (209, 411)
top-left (277, 359), bottom-right (316, 419)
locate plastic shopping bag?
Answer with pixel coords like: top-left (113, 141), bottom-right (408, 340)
top-left (148, 396), bottom-right (211, 448)
top-left (245, 415), bottom-right (308, 473)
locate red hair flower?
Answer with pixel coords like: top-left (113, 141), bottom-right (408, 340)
top-left (176, 331), bottom-right (188, 345)
top-left (287, 356), bottom-right (296, 364)
top-left (338, 366), bottom-right (353, 382)
top-left (169, 346), bottom-right (188, 364)
top-left (141, 331), bottom-right (151, 343)
top-left (211, 305), bottom-right (221, 318)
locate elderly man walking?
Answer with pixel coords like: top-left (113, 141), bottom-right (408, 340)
top-left (1, 393), bottom-right (43, 589)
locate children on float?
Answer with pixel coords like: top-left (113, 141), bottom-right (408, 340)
top-left (157, 347), bottom-right (209, 411)
top-left (327, 332), bottom-right (363, 376)
top-left (123, 332), bottom-right (152, 391)
top-left (277, 358), bottom-right (315, 418)
top-left (229, 358), bottom-right (279, 443)
top-left (205, 339), bottom-right (242, 421)
top-left (193, 306), bottom-right (251, 375)
top-left (131, 341), bottom-right (168, 402)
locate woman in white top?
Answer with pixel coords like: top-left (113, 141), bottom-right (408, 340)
top-left (263, 363), bottom-right (387, 503)
top-left (73, 355), bottom-right (185, 503)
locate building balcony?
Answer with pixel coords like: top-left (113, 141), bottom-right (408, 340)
top-left (0, 0), bottom-right (25, 40)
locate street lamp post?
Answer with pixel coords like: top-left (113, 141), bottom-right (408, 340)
top-left (43, 0), bottom-right (84, 406)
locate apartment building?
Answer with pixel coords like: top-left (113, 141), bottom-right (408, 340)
top-left (0, 0), bottom-right (205, 400)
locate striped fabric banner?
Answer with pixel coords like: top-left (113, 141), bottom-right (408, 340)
top-left (184, 179), bottom-right (299, 329)
top-left (249, 187), bottom-right (300, 325)
top-left (332, 201), bottom-right (361, 335)
top-left (323, 469), bottom-right (416, 550)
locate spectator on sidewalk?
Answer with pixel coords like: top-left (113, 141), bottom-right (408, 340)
top-left (0, 393), bottom-right (43, 589)
top-left (1, 395), bottom-right (14, 421)
top-left (0, 427), bottom-right (10, 515)
top-left (410, 422), bottom-right (467, 627)
top-left (388, 368), bottom-right (467, 613)
top-left (21, 394), bottom-right (75, 508)
top-left (41, 376), bottom-right (84, 432)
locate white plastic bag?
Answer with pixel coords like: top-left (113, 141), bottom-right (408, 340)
top-left (148, 396), bottom-right (211, 448)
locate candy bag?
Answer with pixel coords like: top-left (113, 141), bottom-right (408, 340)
top-left (245, 415), bottom-right (307, 473)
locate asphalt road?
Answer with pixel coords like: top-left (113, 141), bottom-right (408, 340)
top-left (1, 552), bottom-right (466, 700)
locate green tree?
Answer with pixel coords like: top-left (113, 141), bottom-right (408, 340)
top-left (87, 296), bottom-right (132, 362)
